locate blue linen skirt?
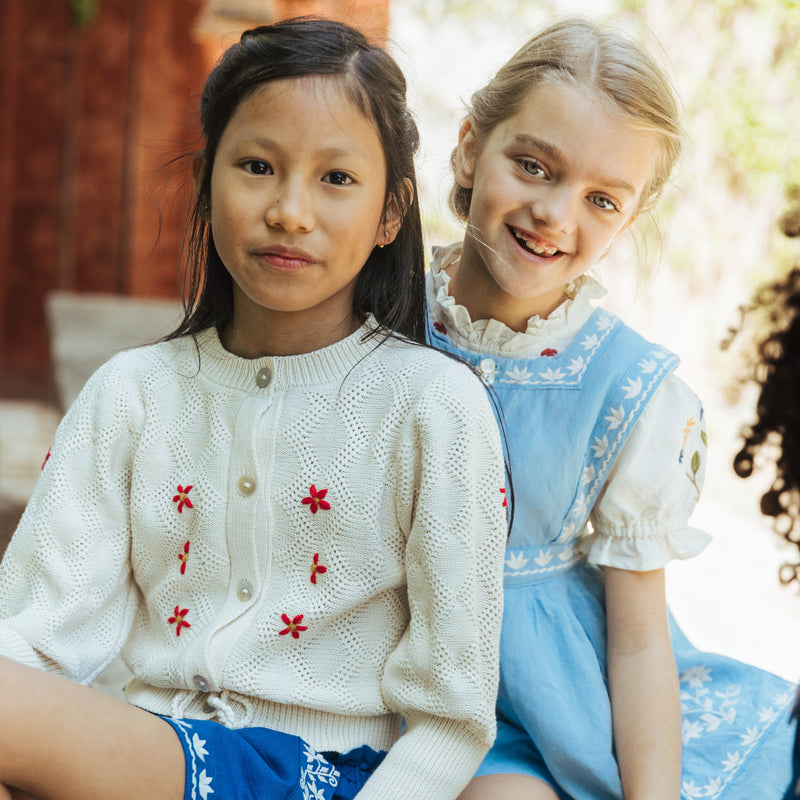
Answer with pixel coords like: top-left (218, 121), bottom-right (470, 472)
top-left (477, 562), bottom-right (797, 800)
top-left (162, 716), bottom-right (386, 800)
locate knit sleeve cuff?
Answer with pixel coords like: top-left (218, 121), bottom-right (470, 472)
top-left (354, 713), bottom-right (488, 800)
top-left (0, 625), bottom-right (51, 671)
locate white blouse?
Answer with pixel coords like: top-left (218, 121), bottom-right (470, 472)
top-left (428, 243), bottom-right (710, 571)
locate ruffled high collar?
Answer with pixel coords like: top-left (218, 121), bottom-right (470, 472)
top-left (427, 243), bottom-right (607, 356)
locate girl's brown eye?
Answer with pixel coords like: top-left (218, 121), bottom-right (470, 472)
top-left (322, 171), bottom-right (353, 186)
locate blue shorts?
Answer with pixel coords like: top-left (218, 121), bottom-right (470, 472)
top-left (161, 716), bottom-right (386, 800)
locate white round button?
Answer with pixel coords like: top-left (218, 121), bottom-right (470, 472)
top-left (255, 367), bottom-right (272, 388)
top-left (237, 579), bottom-right (254, 602)
top-left (237, 475), bottom-right (256, 496)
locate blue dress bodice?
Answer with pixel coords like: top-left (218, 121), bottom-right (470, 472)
top-left (427, 307), bottom-right (678, 550)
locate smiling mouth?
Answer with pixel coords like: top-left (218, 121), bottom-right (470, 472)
top-left (509, 226), bottom-right (561, 258)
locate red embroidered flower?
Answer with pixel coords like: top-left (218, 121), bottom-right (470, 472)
top-left (168, 606), bottom-right (191, 636)
top-left (179, 541), bottom-right (190, 575)
top-left (500, 487), bottom-right (507, 507)
top-left (302, 485), bottom-right (330, 514)
top-left (173, 485), bottom-right (194, 513)
top-left (41, 448), bottom-right (51, 470)
top-left (433, 321), bottom-right (447, 335)
top-left (540, 348), bottom-right (558, 357)
top-left (279, 613), bottom-right (308, 639)
top-left (310, 553), bottom-right (327, 584)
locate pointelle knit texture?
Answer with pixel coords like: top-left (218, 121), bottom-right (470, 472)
top-left (0, 317), bottom-right (509, 800)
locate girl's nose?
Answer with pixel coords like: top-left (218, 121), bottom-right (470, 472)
top-left (532, 186), bottom-right (576, 235)
top-left (265, 179), bottom-right (314, 232)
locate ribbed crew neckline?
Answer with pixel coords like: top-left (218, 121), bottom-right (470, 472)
top-left (179, 316), bottom-right (385, 391)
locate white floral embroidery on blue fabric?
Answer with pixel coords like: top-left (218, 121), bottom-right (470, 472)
top-left (506, 365), bottom-right (533, 382)
top-left (468, 311), bottom-right (618, 387)
top-left (505, 552), bottom-right (529, 570)
top-left (300, 743), bottom-right (340, 800)
top-left (192, 733), bottom-right (209, 762)
top-left (539, 366), bottom-right (567, 382)
top-left (679, 668), bottom-right (795, 798)
top-left (171, 720), bottom-right (202, 800)
top-left (504, 545), bottom-right (579, 578)
top-left (198, 769), bottom-right (214, 799)
top-left (555, 341), bottom-right (679, 543)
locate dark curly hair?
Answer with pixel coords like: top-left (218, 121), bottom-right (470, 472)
top-left (733, 207), bottom-right (800, 587)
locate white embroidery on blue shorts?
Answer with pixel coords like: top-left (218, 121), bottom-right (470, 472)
top-left (300, 743), bottom-right (341, 800)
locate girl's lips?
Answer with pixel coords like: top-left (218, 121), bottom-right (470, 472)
top-left (507, 225), bottom-right (562, 258)
top-left (255, 245), bottom-right (316, 271)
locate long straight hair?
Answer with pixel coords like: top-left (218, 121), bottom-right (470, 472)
top-left (167, 17), bottom-right (425, 343)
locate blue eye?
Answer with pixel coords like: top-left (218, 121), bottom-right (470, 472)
top-left (322, 171), bottom-right (354, 186)
top-left (591, 195), bottom-right (620, 212)
top-left (518, 158), bottom-right (546, 178)
top-left (244, 160), bottom-right (272, 175)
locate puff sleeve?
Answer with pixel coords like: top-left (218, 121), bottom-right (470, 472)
top-left (579, 373), bottom-right (711, 570)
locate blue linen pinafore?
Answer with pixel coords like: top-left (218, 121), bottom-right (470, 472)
top-left (427, 307), bottom-right (796, 800)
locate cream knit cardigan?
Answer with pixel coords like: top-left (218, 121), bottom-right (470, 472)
top-left (0, 319), bottom-right (508, 800)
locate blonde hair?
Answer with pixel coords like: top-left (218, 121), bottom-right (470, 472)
top-left (450, 17), bottom-right (684, 220)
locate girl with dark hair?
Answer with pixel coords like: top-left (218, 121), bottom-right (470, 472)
top-left (733, 205), bottom-right (800, 800)
top-left (0, 18), bottom-right (508, 800)
top-left (425, 16), bottom-right (796, 800)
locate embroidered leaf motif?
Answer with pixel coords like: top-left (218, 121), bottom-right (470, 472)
top-left (539, 367), bottom-right (566, 382)
top-left (582, 464), bottom-right (596, 485)
top-left (622, 377), bottom-right (642, 399)
top-left (533, 549), bottom-right (553, 567)
top-left (682, 719), bottom-right (704, 743)
top-left (721, 752), bottom-right (743, 772)
top-left (590, 435), bottom-right (609, 459)
top-left (506, 365), bottom-right (532, 382)
top-left (582, 334), bottom-right (599, 350)
top-left (638, 358), bottom-right (657, 374)
top-left (740, 726), bottom-right (760, 747)
top-left (680, 665), bottom-right (712, 689)
top-left (701, 712), bottom-right (723, 732)
top-left (604, 405), bottom-right (626, 430)
top-left (567, 356), bottom-right (585, 375)
top-left (192, 733), bottom-right (209, 762)
top-left (595, 314), bottom-right (614, 331)
top-left (198, 769), bottom-right (214, 799)
top-left (504, 552), bottom-right (529, 570)
top-left (691, 450), bottom-right (701, 476)
top-left (681, 780), bottom-right (705, 799)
